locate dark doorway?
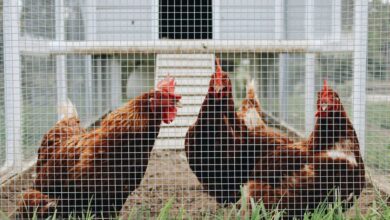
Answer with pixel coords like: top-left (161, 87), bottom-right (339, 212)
top-left (159, 0), bottom-right (213, 39)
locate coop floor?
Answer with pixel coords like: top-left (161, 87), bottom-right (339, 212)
top-left (0, 150), bottom-right (379, 219)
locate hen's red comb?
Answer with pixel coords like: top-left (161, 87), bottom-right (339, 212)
top-left (215, 58), bottom-right (223, 85)
top-left (157, 75), bottom-right (176, 93)
top-left (321, 80), bottom-right (330, 94)
top-left (323, 80), bottom-right (328, 90)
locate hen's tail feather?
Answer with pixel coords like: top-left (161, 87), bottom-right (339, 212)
top-left (58, 98), bottom-right (78, 119)
top-left (246, 79), bottom-right (257, 99)
top-left (17, 189), bottom-right (57, 219)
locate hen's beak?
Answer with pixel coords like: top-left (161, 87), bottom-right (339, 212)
top-left (176, 100), bottom-right (183, 108)
top-left (321, 103), bottom-right (328, 111)
top-left (214, 84), bottom-right (223, 94)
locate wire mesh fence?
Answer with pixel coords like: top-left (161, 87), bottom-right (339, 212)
top-left (0, 0), bottom-right (389, 219)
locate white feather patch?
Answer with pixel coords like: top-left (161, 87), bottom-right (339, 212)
top-left (244, 108), bottom-right (263, 130)
top-left (326, 139), bottom-right (358, 166)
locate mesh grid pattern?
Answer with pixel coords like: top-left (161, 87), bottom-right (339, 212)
top-left (0, 0), bottom-right (388, 219)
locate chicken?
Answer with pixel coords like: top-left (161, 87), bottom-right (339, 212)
top-left (246, 81), bottom-right (366, 218)
top-left (18, 76), bottom-right (182, 219)
top-left (237, 79), bottom-right (293, 149)
top-left (185, 58), bottom-right (248, 204)
top-left (35, 99), bottom-right (86, 175)
top-left (236, 79), bottom-right (267, 131)
top-left (185, 59), bottom-right (292, 205)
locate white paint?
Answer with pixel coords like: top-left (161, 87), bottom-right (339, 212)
top-left (304, 0), bottom-right (316, 135)
top-left (305, 53), bottom-right (316, 135)
top-left (279, 53), bottom-right (288, 121)
top-left (18, 39), bottom-right (355, 55)
top-left (275, 0), bottom-right (285, 40)
top-left (84, 56), bottom-right (94, 123)
top-left (305, 0), bottom-right (314, 41)
top-left (218, 1), bottom-right (276, 40)
top-left (55, 55), bottom-right (67, 119)
top-left (332, 0), bottom-right (342, 41)
top-left (151, 0), bottom-right (159, 40)
top-left (96, 58), bottom-right (103, 114)
top-left (366, 95), bottom-right (390, 102)
top-left (94, 0), bottom-right (154, 41)
top-left (213, 0), bottom-right (221, 40)
top-left (110, 59), bottom-right (122, 109)
top-left (154, 54), bottom-right (214, 149)
top-left (3, 0), bottom-right (23, 169)
top-left (81, 0), bottom-right (95, 123)
top-left (353, 0), bottom-right (368, 158)
top-left (83, 0), bottom-right (97, 41)
top-left (55, 0), bottom-right (68, 120)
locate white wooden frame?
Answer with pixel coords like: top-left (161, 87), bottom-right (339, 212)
top-left (82, 0), bottom-right (96, 122)
top-left (304, 0), bottom-right (316, 135)
top-left (55, 0), bottom-right (67, 120)
top-left (332, 0), bottom-right (342, 41)
top-left (1, 0), bottom-right (368, 167)
top-left (276, 0), bottom-right (288, 121)
top-left (212, 0), bottom-right (221, 40)
top-left (18, 39), bottom-right (354, 55)
top-left (152, 0), bottom-right (159, 40)
top-left (353, 0), bottom-right (368, 157)
top-left (2, 0), bottom-right (22, 170)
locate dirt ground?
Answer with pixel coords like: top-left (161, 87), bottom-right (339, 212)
top-left (0, 150), bottom-right (380, 219)
top-left (120, 150), bottom-right (221, 219)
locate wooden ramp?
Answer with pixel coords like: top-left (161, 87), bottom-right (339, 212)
top-left (154, 54), bottom-right (215, 149)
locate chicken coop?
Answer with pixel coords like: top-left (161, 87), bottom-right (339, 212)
top-left (0, 0), bottom-right (389, 219)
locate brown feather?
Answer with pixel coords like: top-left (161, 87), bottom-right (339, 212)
top-left (247, 88), bottom-right (366, 219)
top-left (18, 91), bottom-right (169, 218)
top-left (185, 70), bottom-right (292, 204)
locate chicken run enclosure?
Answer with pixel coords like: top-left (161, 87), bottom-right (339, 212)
top-left (0, 0), bottom-right (389, 219)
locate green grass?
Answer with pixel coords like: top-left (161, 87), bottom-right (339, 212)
top-left (365, 102), bottom-right (390, 171)
top-left (3, 190), bottom-right (390, 220)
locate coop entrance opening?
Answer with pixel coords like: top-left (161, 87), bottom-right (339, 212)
top-left (159, 0), bottom-right (213, 39)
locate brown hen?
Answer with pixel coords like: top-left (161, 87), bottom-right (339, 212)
top-left (246, 81), bottom-right (366, 219)
top-left (18, 76), bottom-right (182, 219)
top-left (185, 59), bottom-right (292, 205)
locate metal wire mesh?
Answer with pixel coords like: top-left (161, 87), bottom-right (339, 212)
top-left (0, 0), bottom-right (389, 219)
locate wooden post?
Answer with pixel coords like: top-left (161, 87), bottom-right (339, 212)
top-left (275, 0), bottom-right (288, 121)
top-left (96, 57), bottom-right (103, 114)
top-left (275, 0), bottom-right (285, 40)
top-left (82, 0), bottom-right (96, 122)
top-left (332, 0), bottom-right (342, 41)
top-left (353, 0), bottom-right (368, 157)
top-left (110, 58), bottom-right (122, 109)
top-left (278, 53), bottom-right (288, 121)
top-left (55, 0), bottom-right (67, 120)
top-left (152, 0), bottom-right (159, 40)
top-left (3, 0), bottom-right (22, 169)
top-left (305, 54), bottom-right (315, 134)
top-left (213, 0), bottom-right (220, 40)
top-left (304, 0), bottom-right (315, 135)
top-left (82, 56), bottom-right (93, 123)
